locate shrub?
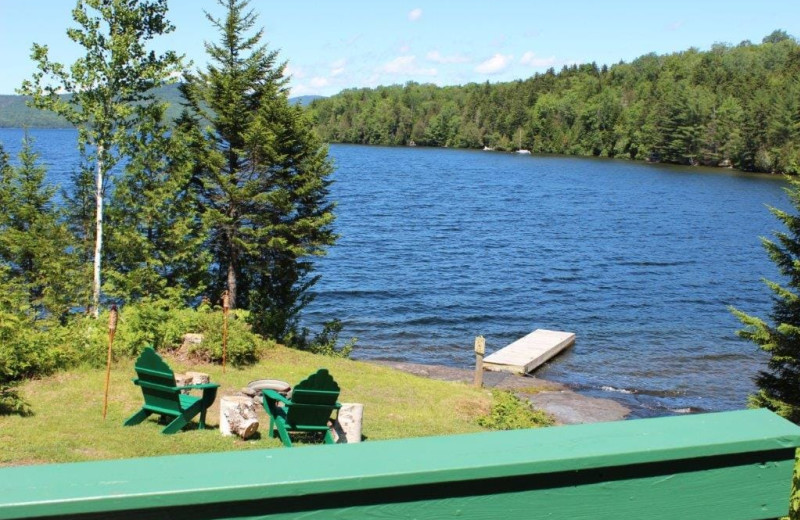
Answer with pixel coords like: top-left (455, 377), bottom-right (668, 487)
top-left (182, 308), bottom-right (269, 366)
top-left (295, 319), bottom-right (357, 358)
top-left (63, 302), bottom-right (269, 368)
top-left (478, 390), bottom-right (554, 430)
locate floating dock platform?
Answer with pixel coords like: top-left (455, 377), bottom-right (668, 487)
top-left (483, 329), bottom-right (575, 375)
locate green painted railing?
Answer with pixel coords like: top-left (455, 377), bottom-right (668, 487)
top-left (1, 409), bottom-right (799, 519)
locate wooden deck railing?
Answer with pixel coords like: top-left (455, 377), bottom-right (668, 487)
top-left (1, 408), bottom-right (799, 519)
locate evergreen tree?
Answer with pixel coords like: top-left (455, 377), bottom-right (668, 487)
top-left (733, 177), bottom-right (800, 423)
top-left (182, 0), bottom-right (336, 340)
top-left (0, 136), bottom-right (82, 323)
top-left (104, 104), bottom-right (210, 304)
top-left (19, 0), bottom-right (183, 317)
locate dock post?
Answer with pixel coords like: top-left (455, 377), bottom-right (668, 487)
top-left (474, 336), bottom-right (485, 388)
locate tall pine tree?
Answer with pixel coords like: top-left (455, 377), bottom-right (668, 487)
top-left (733, 176), bottom-right (800, 423)
top-left (181, 0), bottom-right (336, 341)
top-left (104, 104), bottom-right (210, 304)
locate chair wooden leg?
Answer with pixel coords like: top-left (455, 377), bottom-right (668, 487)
top-left (275, 420), bottom-right (293, 447)
top-left (123, 408), bottom-right (151, 426)
top-left (199, 408), bottom-right (207, 430)
top-left (162, 414), bottom-right (190, 434)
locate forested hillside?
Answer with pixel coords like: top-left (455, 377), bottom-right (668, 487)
top-left (0, 84), bottom-right (320, 127)
top-left (309, 31), bottom-right (800, 174)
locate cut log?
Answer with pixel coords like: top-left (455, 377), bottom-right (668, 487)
top-left (331, 403), bottom-right (364, 444)
top-left (175, 371), bottom-right (210, 395)
top-left (174, 373), bottom-right (192, 388)
top-left (220, 396), bottom-right (259, 439)
top-left (185, 371), bottom-right (210, 385)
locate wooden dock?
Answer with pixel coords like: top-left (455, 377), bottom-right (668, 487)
top-left (483, 329), bottom-right (575, 374)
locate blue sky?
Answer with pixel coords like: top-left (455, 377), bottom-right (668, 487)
top-left (1, 0), bottom-right (798, 96)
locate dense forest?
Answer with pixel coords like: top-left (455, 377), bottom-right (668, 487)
top-left (309, 30), bottom-right (800, 174)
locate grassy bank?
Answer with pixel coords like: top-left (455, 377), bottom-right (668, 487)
top-left (0, 345), bottom-right (531, 465)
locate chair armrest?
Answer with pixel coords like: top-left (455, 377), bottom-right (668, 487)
top-left (263, 389), bottom-right (291, 405)
top-left (134, 379), bottom-right (181, 393)
top-left (177, 383), bottom-right (221, 390)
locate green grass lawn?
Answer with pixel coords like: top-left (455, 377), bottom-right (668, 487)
top-left (0, 345), bottom-right (502, 465)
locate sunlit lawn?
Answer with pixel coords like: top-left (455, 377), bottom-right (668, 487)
top-left (0, 345), bottom-right (494, 465)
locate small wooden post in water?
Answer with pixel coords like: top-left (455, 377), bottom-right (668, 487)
top-left (474, 336), bottom-right (485, 388)
top-left (102, 305), bottom-right (118, 419)
top-left (222, 291), bottom-right (230, 374)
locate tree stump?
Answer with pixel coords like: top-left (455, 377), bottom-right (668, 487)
top-left (174, 373), bottom-right (192, 388)
top-left (331, 403), bottom-right (364, 444)
top-left (220, 395), bottom-right (259, 439)
top-left (174, 371), bottom-right (210, 395)
top-left (185, 371), bottom-right (210, 385)
top-left (181, 333), bottom-right (204, 349)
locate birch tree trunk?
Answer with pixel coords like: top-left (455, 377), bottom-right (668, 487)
top-left (92, 143), bottom-right (104, 319)
top-left (220, 396), bottom-right (259, 439)
top-left (331, 403), bottom-right (364, 444)
top-left (227, 256), bottom-right (237, 309)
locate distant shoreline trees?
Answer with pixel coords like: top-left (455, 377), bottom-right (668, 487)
top-left (308, 30), bottom-right (800, 175)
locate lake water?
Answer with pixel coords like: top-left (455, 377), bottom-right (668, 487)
top-left (0, 128), bottom-right (789, 417)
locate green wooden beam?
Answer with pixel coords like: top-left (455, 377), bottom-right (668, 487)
top-left (1, 409), bottom-right (799, 519)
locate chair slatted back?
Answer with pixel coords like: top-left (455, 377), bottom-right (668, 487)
top-left (133, 348), bottom-right (180, 412)
top-left (285, 369), bottom-right (340, 428)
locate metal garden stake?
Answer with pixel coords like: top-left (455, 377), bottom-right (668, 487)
top-left (222, 291), bottom-right (230, 373)
top-left (103, 304), bottom-right (118, 419)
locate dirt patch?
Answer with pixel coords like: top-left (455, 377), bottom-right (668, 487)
top-left (368, 360), bottom-right (629, 425)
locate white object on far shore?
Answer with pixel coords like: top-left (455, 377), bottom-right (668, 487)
top-left (483, 329), bottom-right (575, 374)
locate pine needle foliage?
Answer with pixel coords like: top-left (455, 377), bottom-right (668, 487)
top-left (733, 176), bottom-right (800, 423)
top-left (181, 0), bottom-right (336, 342)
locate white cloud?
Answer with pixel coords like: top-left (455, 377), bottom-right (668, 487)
top-left (290, 84), bottom-right (313, 96)
top-left (426, 50), bottom-right (469, 64)
top-left (310, 76), bottom-right (330, 88)
top-left (520, 51), bottom-right (557, 68)
top-left (667, 20), bottom-right (685, 31)
top-left (380, 55), bottom-right (437, 76)
top-left (284, 63), bottom-right (305, 79)
top-left (330, 58), bottom-right (346, 77)
top-left (475, 53), bottom-right (513, 75)
top-left (408, 8), bottom-right (422, 21)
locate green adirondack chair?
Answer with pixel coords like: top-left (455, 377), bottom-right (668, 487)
top-left (262, 369), bottom-right (342, 447)
top-left (123, 347), bottom-right (219, 434)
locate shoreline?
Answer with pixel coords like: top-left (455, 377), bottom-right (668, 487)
top-left (367, 360), bottom-right (630, 425)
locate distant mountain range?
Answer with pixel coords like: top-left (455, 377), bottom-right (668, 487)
top-left (0, 83), bottom-right (324, 128)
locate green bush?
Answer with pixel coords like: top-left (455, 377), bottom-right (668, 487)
top-left (478, 390), bottom-right (554, 430)
top-left (66, 302), bottom-right (270, 367)
top-left (0, 299), bottom-right (77, 414)
top-left (294, 319), bottom-right (357, 358)
top-left (181, 307), bottom-right (269, 366)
